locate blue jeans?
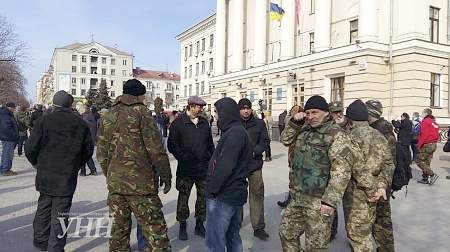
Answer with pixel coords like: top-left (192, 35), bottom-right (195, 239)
top-left (136, 224), bottom-right (148, 250)
top-left (205, 198), bottom-right (243, 252)
top-left (1, 141), bottom-right (16, 173)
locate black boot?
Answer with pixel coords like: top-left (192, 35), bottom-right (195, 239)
top-left (179, 221), bottom-right (188, 241)
top-left (417, 174), bottom-right (429, 184)
top-left (254, 229), bottom-right (269, 241)
top-left (194, 219), bottom-right (206, 238)
top-left (89, 169), bottom-right (98, 176)
top-left (277, 194), bottom-right (292, 208)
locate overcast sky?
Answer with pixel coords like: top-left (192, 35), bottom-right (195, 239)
top-left (1, 0), bottom-right (216, 102)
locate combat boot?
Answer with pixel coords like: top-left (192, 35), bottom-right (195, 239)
top-left (194, 219), bottom-right (206, 238)
top-left (254, 229), bottom-right (269, 241)
top-left (179, 221), bottom-right (188, 241)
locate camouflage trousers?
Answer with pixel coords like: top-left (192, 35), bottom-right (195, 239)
top-left (343, 186), bottom-right (377, 252)
top-left (416, 143), bottom-right (437, 176)
top-left (108, 193), bottom-right (171, 252)
top-left (279, 197), bottom-right (332, 252)
top-left (373, 198), bottom-right (395, 252)
top-left (176, 176), bottom-right (206, 222)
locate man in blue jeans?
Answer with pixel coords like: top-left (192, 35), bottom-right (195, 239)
top-left (205, 97), bottom-right (252, 252)
top-left (0, 103), bottom-right (19, 176)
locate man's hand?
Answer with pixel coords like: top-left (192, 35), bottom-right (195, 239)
top-left (368, 188), bottom-right (387, 202)
top-left (293, 112), bottom-right (306, 121)
top-left (320, 203), bottom-right (335, 217)
top-left (160, 179), bottom-right (172, 194)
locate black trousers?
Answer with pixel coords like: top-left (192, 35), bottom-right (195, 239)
top-left (80, 158), bottom-right (97, 174)
top-left (33, 193), bottom-right (73, 252)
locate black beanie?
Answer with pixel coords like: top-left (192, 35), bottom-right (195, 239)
top-left (123, 79), bottom-right (146, 96)
top-left (53, 90), bottom-right (74, 108)
top-left (346, 100), bottom-right (368, 121)
top-left (304, 95), bottom-right (329, 112)
top-left (238, 98), bottom-right (252, 109)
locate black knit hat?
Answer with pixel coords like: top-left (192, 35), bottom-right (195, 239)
top-left (238, 98), bottom-right (252, 109)
top-left (53, 90), bottom-right (74, 108)
top-left (123, 79), bottom-right (146, 96)
top-left (346, 100), bottom-right (368, 121)
top-left (304, 95), bottom-right (329, 112)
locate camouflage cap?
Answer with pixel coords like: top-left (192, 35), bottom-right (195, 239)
top-left (328, 101), bottom-right (343, 112)
top-left (365, 99), bottom-right (383, 118)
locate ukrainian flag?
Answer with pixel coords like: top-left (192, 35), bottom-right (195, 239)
top-left (270, 3), bottom-right (285, 21)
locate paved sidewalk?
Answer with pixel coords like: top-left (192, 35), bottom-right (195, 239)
top-left (0, 140), bottom-right (449, 251)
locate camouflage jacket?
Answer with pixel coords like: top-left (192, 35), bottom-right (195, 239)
top-left (97, 95), bottom-right (172, 195)
top-left (369, 117), bottom-right (396, 188)
top-left (14, 111), bottom-right (30, 136)
top-left (348, 121), bottom-right (395, 197)
top-left (281, 117), bottom-right (352, 209)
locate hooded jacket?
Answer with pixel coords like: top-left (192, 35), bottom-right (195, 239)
top-left (206, 98), bottom-right (252, 206)
top-left (241, 114), bottom-right (270, 172)
top-left (417, 115), bottom-right (439, 148)
top-left (0, 107), bottom-right (19, 142)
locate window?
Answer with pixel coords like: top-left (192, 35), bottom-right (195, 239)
top-left (310, 0), bottom-right (315, 14)
top-left (71, 77), bottom-right (76, 84)
top-left (189, 44), bottom-right (193, 57)
top-left (240, 91), bottom-right (247, 99)
top-left (156, 82), bottom-right (160, 89)
top-left (201, 61), bottom-right (206, 74)
top-left (72, 55), bottom-right (77, 61)
top-left (196, 63), bottom-right (199, 76)
top-left (81, 89), bottom-right (86, 96)
top-left (81, 78), bottom-right (86, 85)
top-left (184, 67), bottom-right (188, 79)
top-left (123, 60), bottom-right (127, 65)
top-left (102, 68), bottom-right (106, 75)
top-left (91, 56), bottom-right (98, 63)
top-left (122, 70), bottom-right (126, 76)
top-left (210, 34), bottom-right (214, 48)
top-left (184, 86), bottom-right (187, 97)
top-left (196, 41), bottom-right (200, 55)
top-left (189, 84), bottom-right (192, 96)
top-left (156, 93), bottom-right (160, 97)
top-left (110, 80), bottom-right (114, 87)
top-left (201, 81), bottom-right (205, 95)
top-left (82, 56), bottom-right (86, 63)
top-left (176, 95), bottom-right (179, 100)
top-left (202, 38), bottom-right (206, 51)
top-left (166, 83), bottom-right (172, 90)
top-left (292, 83), bottom-right (305, 106)
top-left (72, 66), bottom-right (77, 73)
top-left (71, 89), bottom-right (76, 95)
top-left (195, 83), bottom-right (199, 95)
top-left (350, 19), bottom-right (359, 44)
top-left (111, 69), bottom-right (115, 76)
top-left (189, 65), bottom-right (192, 78)
top-left (263, 88), bottom-right (273, 111)
top-left (111, 58), bottom-right (115, 65)
top-left (176, 85), bottom-right (179, 90)
top-left (111, 91), bottom-right (116, 97)
top-left (146, 81), bottom-right (152, 89)
top-left (430, 7), bottom-right (440, 43)
top-left (91, 67), bottom-right (97, 74)
top-left (331, 76), bottom-right (345, 102)
top-left (431, 73), bottom-right (440, 107)
top-left (184, 47), bottom-right (188, 58)
top-left (102, 57), bottom-right (107, 64)
top-left (309, 33), bottom-right (315, 53)
top-left (81, 67), bottom-right (86, 73)
top-left (209, 58), bottom-right (214, 71)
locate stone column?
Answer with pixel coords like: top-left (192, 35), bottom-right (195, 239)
top-left (214, 0), bottom-right (227, 75)
top-left (314, 0), bottom-right (332, 52)
top-left (281, 0), bottom-right (296, 60)
top-left (396, 0), bottom-right (429, 41)
top-left (230, 0), bottom-right (244, 72)
top-left (359, 0), bottom-right (378, 42)
top-left (254, 0), bottom-right (268, 66)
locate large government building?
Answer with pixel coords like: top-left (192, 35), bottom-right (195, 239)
top-left (178, 0), bottom-right (450, 123)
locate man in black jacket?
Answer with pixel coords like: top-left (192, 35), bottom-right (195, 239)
top-left (0, 102), bottom-right (19, 176)
top-left (238, 98), bottom-right (270, 240)
top-left (205, 97), bottom-right (252, 252)
top-left (168, 96), bottom-right (215, 240)
top-left (25, 91), bottom-right (94, 252)
top-left (29, 104), bottom-right (44, 129)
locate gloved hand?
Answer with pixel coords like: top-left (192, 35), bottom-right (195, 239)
top-left (160, 179), bottom-right (172, 194)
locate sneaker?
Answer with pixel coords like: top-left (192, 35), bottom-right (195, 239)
top-left (1, 171), bottom-right (17, 176)
top-left (254, 229), bottom-right (269, 241)
top-left (417, 178), bottom-right (429, 184)
top-left (429, 174), bottom-right (439, 185)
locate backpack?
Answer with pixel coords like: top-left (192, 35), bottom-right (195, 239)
top-left (411, 120), bottom-right (420, 140)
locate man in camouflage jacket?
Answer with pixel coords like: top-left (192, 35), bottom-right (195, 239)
top-left (97, 79), bottom-right (172, 252)
top-left (279, 95), bottom-right (352, 252)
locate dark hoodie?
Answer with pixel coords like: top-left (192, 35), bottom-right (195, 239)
top-left (206, 98), bottom-right (252, 206)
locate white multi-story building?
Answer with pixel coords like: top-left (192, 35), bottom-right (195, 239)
top-left (176, 14), bottom-right (216, 111)
top-left (203, 0), bottom-right (450, 123)
top-left (133, 68), bottom-right (181, 110)
top-left (37, 41), bottom-right (134, 106)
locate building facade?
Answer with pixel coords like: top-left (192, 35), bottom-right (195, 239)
top-left (203, 0), bottom-right (450, 123)
top-left (133, 68), bottom-right (181, 110)
top-left (37, 41), bottom-right (134, 106)
top-left (176, 14), bottom-right (216, 111)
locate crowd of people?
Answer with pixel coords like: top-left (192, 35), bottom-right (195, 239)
top-left (0, 77), bottom-right (447, 252)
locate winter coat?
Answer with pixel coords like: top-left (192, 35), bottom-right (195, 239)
top-left (82, 112), bottom-right (99, 144)
top-left (14, 111), bottom-right (30, 137)
top-left (392, 119), bottom-right (413, 146)
top-left (29, 109), bottom-right (43, 128)
top-left (417, 116), bottom-right (440, 148)
top-left (241, 114), bottom-right (270, 173)
top-left (0, 107), bottom-right (19, 142)
top-left (206, 98), bottom-right (252, 206)
top-left (25, 107), bottom-right (94, 197)
top-left (168, 112), bottom-right (215, 177)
